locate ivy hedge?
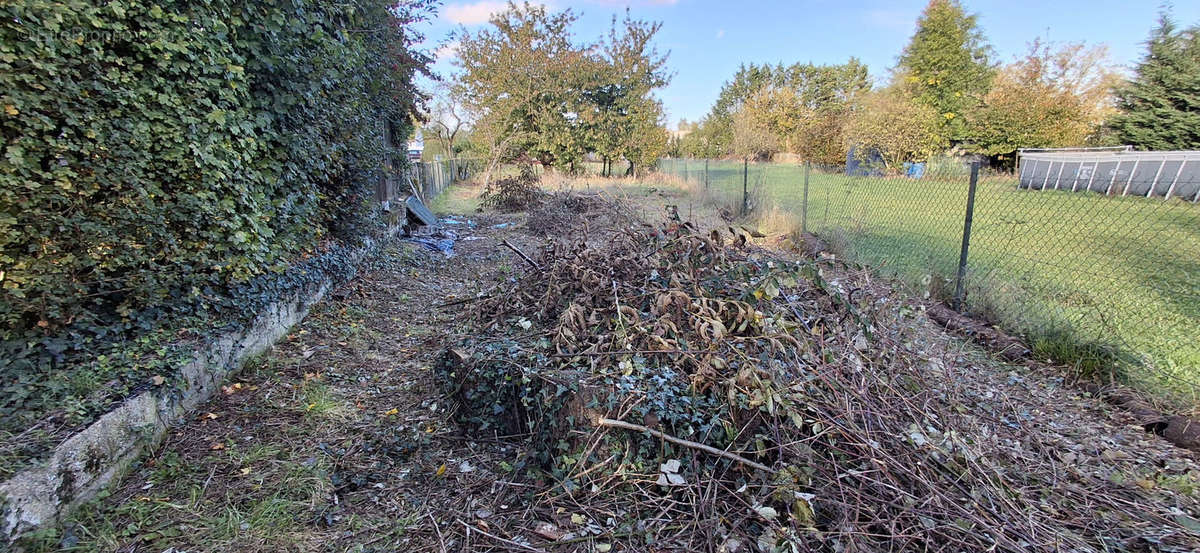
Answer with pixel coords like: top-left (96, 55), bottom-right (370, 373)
top-left (0, 0), bottom-right (432, 464)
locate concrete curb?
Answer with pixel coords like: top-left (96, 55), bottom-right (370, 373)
top-left (1, 230), bottom-right (394, 544)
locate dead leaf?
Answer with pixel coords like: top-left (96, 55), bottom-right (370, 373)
top-left (718, 537), bottom-right (745, 553)
top-left (151, 375), bottom-right (165, 386)
top-left (209, 442), bottom-right (225, 451)
top-left (533, 521), bottom-right (561, 540)
top-left (753, 505), bottom-right (778, 520)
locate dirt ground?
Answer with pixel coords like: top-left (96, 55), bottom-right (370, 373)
top-left (23, 181), bottom-right (1200, 553)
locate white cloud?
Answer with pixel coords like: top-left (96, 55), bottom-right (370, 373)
top-left (435, 41), bottom-right (460, 61)
top-left (715, 29), bottom-right (725, 39)
top-left (443, 1), bottom-right (507, 25)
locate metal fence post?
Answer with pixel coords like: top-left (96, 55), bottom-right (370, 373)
top-left (742, 158), bottom-right (749, 215)
top-left (704, 159), bottom-right (709, 190)
top-left (952, 161), bottom-right (981, 312)
top-left (802, 161), bottom-right (810, 235)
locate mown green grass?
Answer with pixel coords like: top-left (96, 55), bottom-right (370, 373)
top-left (665, 159), bottom-right (1200, 406)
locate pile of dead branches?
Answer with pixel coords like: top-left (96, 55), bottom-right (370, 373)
top-left (525, 192), bottom-right (612, 237)
top-left (438, 221), bottom-right (1200, 552)
top-left (480, 165), bottom-right (547, 212)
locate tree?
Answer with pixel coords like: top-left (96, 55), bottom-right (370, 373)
top-left (897, 0), bottom-right (994, 141)
top-left (588, 11), bottom-right (671, 176)
top-left (424, 82), bottom-right (470, 159)
top-left (844, 86), bottom-right (947, 170)
top-left (618, 102), bottom-right (670, 174)
top-left (730, 100), bottom-right (781, 161)
top-left (679, 117), bottom-right (725, 158)
top-left (967, 40), bottom-right (1118, 156)
top-left (690, 60), bottom-right (869, 158)
top-left (454, 2), bottom-right (595, 178)
top-left (1108, 13), bottom-right (1200, 150)
top-left (452, 2), bottom-right (669, 179)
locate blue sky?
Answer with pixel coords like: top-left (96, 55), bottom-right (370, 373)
top-left (417, 1), bottom-right (1200, 128)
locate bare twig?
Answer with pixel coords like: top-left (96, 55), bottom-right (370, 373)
top-left (428, 512), bottom-right (448, 553)
top-left (595, 417), bottom-right (774, 473)
top-left (550, 349), bottom-right (687, 357)
top-left (501, 239), bottom-right (540, 269)
top-left (437, 294), bottom-right (494, 309)
top-left (457, 519), bottom-right (545, 552)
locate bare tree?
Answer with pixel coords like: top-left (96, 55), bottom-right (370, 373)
top-left (425, 81), bottom-right (469, 158)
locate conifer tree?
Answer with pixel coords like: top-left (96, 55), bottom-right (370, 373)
top-left (897, 0), bottom-right (994, 141)
top-left (1108, 14), bottom-right (1200, 150)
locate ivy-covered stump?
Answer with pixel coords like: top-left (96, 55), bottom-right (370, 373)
top-left (438, 219), bottom-right (1200, 552)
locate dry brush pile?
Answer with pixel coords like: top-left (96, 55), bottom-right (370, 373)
top-left (437, 217), bottom-right (1200, 552)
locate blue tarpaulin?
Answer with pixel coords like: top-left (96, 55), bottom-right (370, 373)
top-left (846, 146), bottom-right (884, 177)
top-left (903, 162), bottom-right (926, 179)
top-left (406, 229), bottom-right (458, 257)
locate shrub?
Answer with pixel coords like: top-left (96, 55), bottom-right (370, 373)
top-left (0, 0), bottom-right (432, 448)
top-left (480, 165), bottom-right (546, 211)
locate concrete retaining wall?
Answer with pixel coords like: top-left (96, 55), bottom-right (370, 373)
top-left (0, 230), bottom-right (394, 544)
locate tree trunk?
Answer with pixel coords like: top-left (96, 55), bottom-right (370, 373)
top-left (482, 135), bottom-right (517, 187)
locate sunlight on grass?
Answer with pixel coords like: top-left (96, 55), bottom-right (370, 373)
top-left (664, 160), bottom-right (1200, 405)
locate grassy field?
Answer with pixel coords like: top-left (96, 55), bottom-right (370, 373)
top-left (663, 159), bottom-right (1200, 406)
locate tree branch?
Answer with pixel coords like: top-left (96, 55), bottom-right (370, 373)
top-left (595, 417), bottom-right (774, 473)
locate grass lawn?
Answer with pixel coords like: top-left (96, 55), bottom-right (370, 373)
top-left (664, 159), bottom-right (1200, 406)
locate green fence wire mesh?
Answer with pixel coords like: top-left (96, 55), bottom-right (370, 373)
top-left (658, 157), bottom-right (1200, 407)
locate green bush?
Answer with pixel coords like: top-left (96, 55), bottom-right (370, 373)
top-left (0, 0), bottom-right (431, 449)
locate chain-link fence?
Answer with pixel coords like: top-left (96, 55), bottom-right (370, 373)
top-left (658, 157), bottom-right (1200, 407)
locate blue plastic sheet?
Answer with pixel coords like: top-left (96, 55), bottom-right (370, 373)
top-left (406, 229), bottom-right (458, 257)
